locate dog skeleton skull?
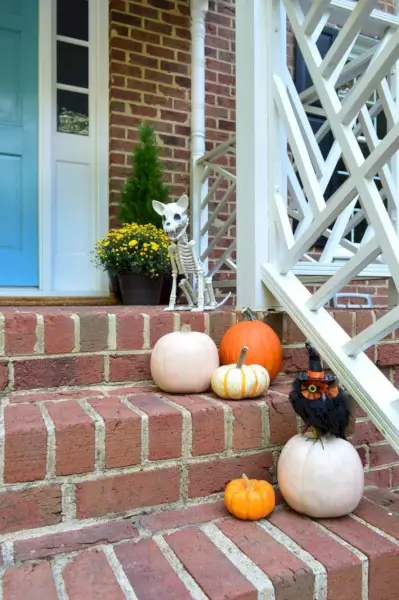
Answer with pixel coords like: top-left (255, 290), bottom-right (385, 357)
top-left (152, 194), bottom-right (231, 311)
top-left (153, 195), bottom-right (189, 242)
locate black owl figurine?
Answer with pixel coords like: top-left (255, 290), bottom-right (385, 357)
top-left (289, 343), bottom-right (350, 441)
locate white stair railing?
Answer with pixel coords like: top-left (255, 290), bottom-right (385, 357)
top-left (237, 0), bottom-right (399, 452)
top-left (194, 137), bottom-right (237, 286)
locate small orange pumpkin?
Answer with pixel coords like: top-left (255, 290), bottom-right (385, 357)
top-left (219, 308), bottom-right (282, 381)
top-left (224, 473), bottom-right (275, 520)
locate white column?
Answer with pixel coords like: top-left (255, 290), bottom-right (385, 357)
top-left (190, 0), bottom-right (209, 267)
top-left (235, 0), bottom-right (286, 309)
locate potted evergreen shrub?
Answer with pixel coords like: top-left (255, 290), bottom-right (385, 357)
top-left (113, 122), bottom-right (174, 303)
top-left (93, 223), bottom-right (171, 304)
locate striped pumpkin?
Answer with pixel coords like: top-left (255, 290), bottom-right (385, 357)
top-left (211, 347), bottom-right (270, 400)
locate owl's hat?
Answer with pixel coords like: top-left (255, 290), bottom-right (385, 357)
top-left (296, 342), bottom-right (335, 382)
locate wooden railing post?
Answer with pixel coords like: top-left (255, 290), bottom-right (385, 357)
top-left (235, 0), bottom-right (286, 309)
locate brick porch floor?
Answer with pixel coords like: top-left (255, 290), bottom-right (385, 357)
top-left (2, 487), bottom-right (399, 599)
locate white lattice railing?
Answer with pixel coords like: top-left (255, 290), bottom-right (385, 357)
top-left (235, 0), bottom-right (399, 453)
top-left (194, 136), bottom-right (237, 286)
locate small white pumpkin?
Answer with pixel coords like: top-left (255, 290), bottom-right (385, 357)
top-left (150, 327), bottom-right (219, 394)
top-left (211, 346), bottom-right (270, 400)
top-left (277, 433), bottom-right (364, 518)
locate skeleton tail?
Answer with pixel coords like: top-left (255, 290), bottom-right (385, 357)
top-left (210, 292), bottom-right (232, 309)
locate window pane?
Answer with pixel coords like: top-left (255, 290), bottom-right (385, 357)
top-left (57, 90), bottom-right (89, 135)
top-left (57, 41), bottom-right (89, 89)
top-left (57, 0), bottom-right (89, 41)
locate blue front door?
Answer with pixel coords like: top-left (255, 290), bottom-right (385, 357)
top-left (0, 0), bottom-right (38, 286)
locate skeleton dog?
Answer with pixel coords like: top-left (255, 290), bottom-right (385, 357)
top-left (153, 194), bottom-right (231, 311)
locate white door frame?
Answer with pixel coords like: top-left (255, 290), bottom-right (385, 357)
top-left (1, 0), bottom-right (109, 297)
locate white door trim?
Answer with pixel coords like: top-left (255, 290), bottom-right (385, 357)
top-left (1, 0), bottom-right (109, 297)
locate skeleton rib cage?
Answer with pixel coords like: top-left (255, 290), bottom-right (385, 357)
top-left (174, 236), bottom-right (200, 274)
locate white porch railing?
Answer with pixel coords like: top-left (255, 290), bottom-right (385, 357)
top-left (248, 0), bottom-right (399, 453)
top-left (195, 136), bottom-right (237, 285)
top-left (190, 0), bottom-right (399, 454)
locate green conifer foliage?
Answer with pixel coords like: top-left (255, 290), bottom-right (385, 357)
top-left (118, 123), bottom-right (170, 228)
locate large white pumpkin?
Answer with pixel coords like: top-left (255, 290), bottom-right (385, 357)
top-left (150, 330), bottom-right (219, 393)
top-left (277, 434), bottom-right (364, 518)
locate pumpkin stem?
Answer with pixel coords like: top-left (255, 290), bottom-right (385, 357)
top-left (241, 307), bottom-right (257, 322)
top-left (180, 324), bottom-right (191, 333)
top-left (236, 346), bottom-right (248, 369)
top-left (242, 474), bottom-right (253, 490)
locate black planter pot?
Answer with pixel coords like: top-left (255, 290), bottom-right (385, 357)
top-left (118, 273), bottom-right (163, 305)
top-left (108, 271), bottom-right (123, 303)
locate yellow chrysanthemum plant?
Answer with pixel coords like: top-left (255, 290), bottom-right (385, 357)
top-left (93, 223), bottom-right (171, 280)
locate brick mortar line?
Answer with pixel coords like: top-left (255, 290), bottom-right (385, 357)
top-left (0, 402), bottom-right (4, 485)
top-left (142, 313), bottom-right (150, 348)
top-left (368, 439), bottom-right (398, 447)
top-left (358, 443), bottom-right (371, 468)
top-left (0, 446), bottom-right (279, 493)
top-left (263, 389), bottom-right (292, 398)
top-left (201, 522), bottom-right (276, 600)
top-left (173, 312), bottom-right (180, 332)
top-left (310, 520), bottom-right (369, 600)
top-left (71, 313), bottom-right (80, 353)
top-left (261, 401), bottom-right (271, 445)
top-left (3, 380), bottom-right (158, 401)
top-left (362, 491), bottom-right (399, 515)
top-left (103, 545), bottom-right (139, 600)
top-left (137, 514), bottom-right (230, 540)
top-left (108, 314), bottom-right (117, 351)
top-left (80, 400), bottom-right (106, 472)
top-left (0, 314), bottom-right (4, 356)
top-left (349, 513), bottom-right (399, 546)
top-left (204, 312), bottom-right (211, 335)
top-left (51, 555), bottom-right (72, 600)
top-left (35, 314), bottom-right (44, 354)
top-left (39, 403), bottom-right (56, 479)
top-left (61, 483), bottom-right (77, 522)
top-left (156, 394), bottom-right (193, 460)
top-left (365, 465), bottom-right (399, 476)
top-left (7, 362), bottom-right (14, 393)
top-left (258, 519), bottom-right (327, 600)
top-left (2, 497), bottom-right (228, 548)
top-left (199, 394), bottom-right (234, 452)
top-left (5, 349), bottom-right (153, 361)
top-left (154, 535), bottom-right (208, 600)
top-left (121, 397), bottom-right (150, 463)
top-left (157, 394), bottom-right (192, 502)
top-left (1, 541), bottom-right (13, 568)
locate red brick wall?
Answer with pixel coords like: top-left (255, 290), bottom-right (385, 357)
top-left (109, 0), bottom-right (191, 227)
top-left (109, 0), bottom-right (395, 305)
top-left (109, 0), bottom-right (235, 225)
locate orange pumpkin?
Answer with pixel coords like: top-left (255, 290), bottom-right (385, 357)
top-left (219, 308), bottom-right (283, 381)
top-left (225, 474), bottom-right (275, 520)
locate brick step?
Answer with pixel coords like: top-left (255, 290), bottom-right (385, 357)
top-left (0, 306), bottom-right (238, 392)
top-left (2, 487), bottom-right (399, 599)
top-left (2, 305), bottom-right (399, 392)
top-left (2, 383), bottom-right (398, 536)
top-left (0, 382), bottom-right (289, 535)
